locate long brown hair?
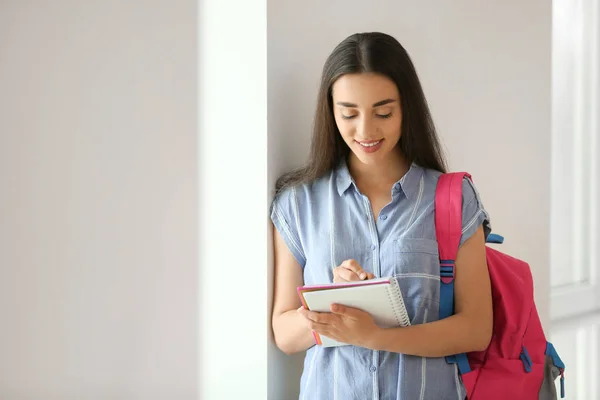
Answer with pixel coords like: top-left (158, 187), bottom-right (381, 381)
top-left (275, 32), bottom-right (448, 194)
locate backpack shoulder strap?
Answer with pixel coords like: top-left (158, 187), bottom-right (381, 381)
top-left (435, 172), bottom-right (472, 375)
top-left (435, 172), bottom-right (471, 270)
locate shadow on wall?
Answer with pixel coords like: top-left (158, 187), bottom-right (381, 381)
top-left (266, 66), bottom-right (314, 399)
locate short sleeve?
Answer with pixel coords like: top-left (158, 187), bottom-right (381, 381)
top-left (270, 186), bottom-right (306, 268)
top-left (460, 178), bottom-right (491, 247)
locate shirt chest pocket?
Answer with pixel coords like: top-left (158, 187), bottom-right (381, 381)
top-left (383, 238), bottom-right (442, 323)
top-left (382, 237), bottom-right (440, 277)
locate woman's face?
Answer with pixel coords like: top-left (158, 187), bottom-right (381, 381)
top-left (331, 72), bottom-right (403, 167)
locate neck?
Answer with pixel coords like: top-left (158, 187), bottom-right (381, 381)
top-left (347, 149), bottom-right (409, 190)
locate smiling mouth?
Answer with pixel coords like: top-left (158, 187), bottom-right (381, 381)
top-left (357, 140), bottom-right (383, 147)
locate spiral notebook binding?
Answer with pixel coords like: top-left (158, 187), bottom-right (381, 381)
top-left (386, 279), bottom-right (411, 327)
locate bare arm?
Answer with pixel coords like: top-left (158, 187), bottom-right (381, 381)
top-left (271, 223), bottom-right (315, 355)
top-left (369, 225), bottom-right (493, 357)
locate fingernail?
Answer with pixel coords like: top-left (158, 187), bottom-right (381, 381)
top-left (360, 272), bottom-right (367, 279)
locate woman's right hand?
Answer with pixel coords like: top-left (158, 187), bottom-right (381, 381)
top-left (333, 259), bottom-right (375, 283)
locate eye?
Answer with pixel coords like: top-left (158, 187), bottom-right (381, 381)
top-left (341, 114), bottom-right (357, 120)
top-left (376, 113), bottom-right (392, 119)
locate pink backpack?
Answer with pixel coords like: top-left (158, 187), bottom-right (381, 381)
top-left (435, 173), bottom-right (566, 399)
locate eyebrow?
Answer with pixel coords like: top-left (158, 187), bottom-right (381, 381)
top-left (336, 99), bottom-right (397, 108)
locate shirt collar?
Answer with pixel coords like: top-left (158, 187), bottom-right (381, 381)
top-left (398, 162), bottom-right (424, 200)
top-left (335, 159), bottom-right (354, 195)
top-left (335, 158), bottom-right (423, 200)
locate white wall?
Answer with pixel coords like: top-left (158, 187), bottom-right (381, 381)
top-left (199, 0), bottom-right (268, 399)
top-left (549, 0), bottom-right (600, 322)
top-left (0, 1), bottom-right (197, 399)
top-left (267, 1), bottom-right (551, 399)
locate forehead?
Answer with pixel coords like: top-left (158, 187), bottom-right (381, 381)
top-left (331, 73), bottom-right (399, 104)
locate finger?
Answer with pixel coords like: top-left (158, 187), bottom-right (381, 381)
top-left (297, 307), bottom-right (310, 320)
top-left (310, 321), bottom-right (342, 343)
top-left (299, 309), bottom-right (332, 324)
top-left (309, 321), bottom-right (332, 336)
top-left (334, 267), bottom-right (361, 282)
top-left (297, 307), bottom-right (310, 318)
top-left (340, 259), bottom-right (368, 280)
top-left (366, 272), bottom-right (376, 280)
top-left (330, 303), bottom-right (363, 319)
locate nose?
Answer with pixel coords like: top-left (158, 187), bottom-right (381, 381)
top-left (357, 115), bottom-right (375, 139)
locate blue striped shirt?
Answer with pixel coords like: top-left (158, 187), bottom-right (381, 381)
top-left (271, 160), bottom-right (491, 400)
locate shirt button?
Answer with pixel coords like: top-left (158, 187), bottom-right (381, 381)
top-left (380, 215), bottom-right (387, 220)
top-left (394, 183), bottom-right (401, 191)
top-left (370, 366), bottom-right (377, 372)
top-left (371, 244), bottom-right (377, 251)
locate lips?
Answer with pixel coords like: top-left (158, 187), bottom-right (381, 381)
top-left (357, 140), bottom-right (382, 147)
top-left (356, 139), bottom-right (384, 153)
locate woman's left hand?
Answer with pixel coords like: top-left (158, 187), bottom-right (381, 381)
top-left (298, 304), bottom-right (381, 348)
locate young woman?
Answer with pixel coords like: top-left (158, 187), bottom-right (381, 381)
top-left (270, 32), bottom-right (493, 400)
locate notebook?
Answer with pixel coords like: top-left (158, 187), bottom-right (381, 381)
top-left (297, 277), bottom-right (411, 347)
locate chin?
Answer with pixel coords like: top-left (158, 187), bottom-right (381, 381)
top-left (356, 155), bottom-right (380, 164)
top-left (351, 146), bottom-right (392, 164)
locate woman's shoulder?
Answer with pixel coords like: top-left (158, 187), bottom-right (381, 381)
top-left (271, 170), bottom-right (332, 209)
top-left (419, 165), bottom-right (491, 235)
top-left (420, 166), bottom-right (479, 197)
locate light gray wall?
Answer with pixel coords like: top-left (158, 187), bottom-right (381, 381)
top-left (267, 1), bottom-right (551, 399)
top-left (0, 1), bottom-right (197, 399)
